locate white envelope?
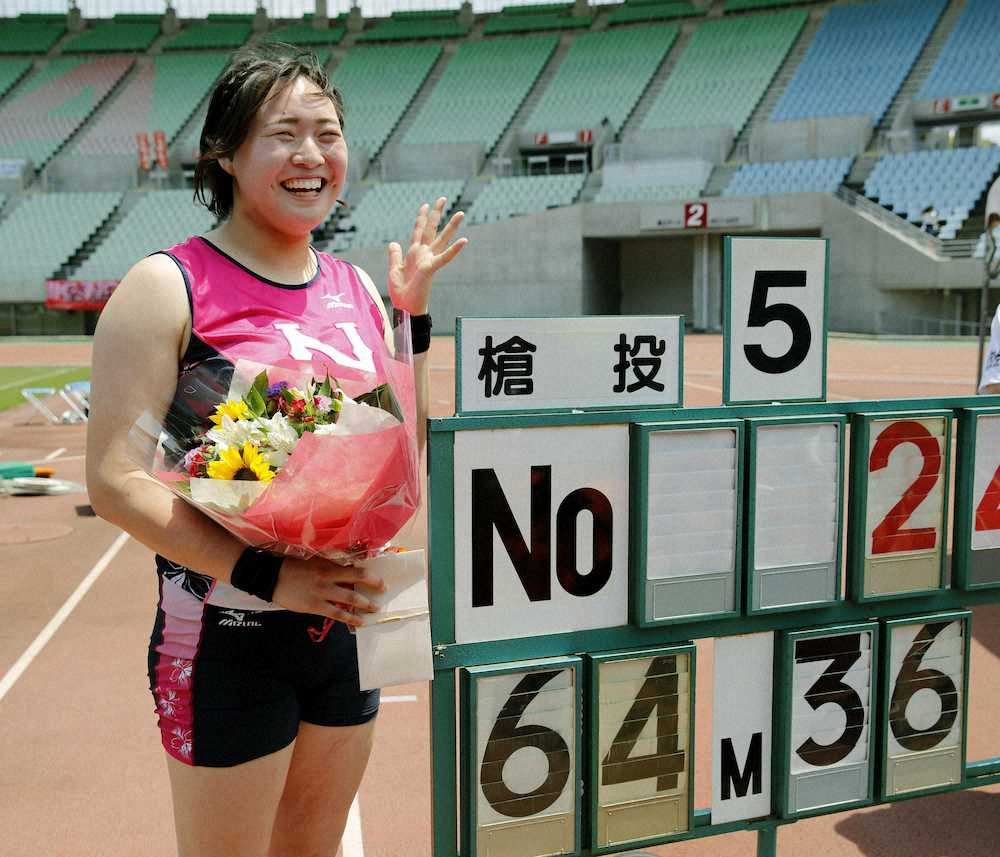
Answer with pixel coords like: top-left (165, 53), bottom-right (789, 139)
top-left (354, 549), bottom-right (433, 691)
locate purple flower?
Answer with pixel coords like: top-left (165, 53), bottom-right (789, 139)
top-left (267, 381), bottom-right (289, 397)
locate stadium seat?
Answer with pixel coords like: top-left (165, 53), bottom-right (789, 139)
top-left (0, 16), bottom-right (65, 54)
top-left (641, 11), bottom-right (806, 135)
top-left (0, 192), bottom-right (121, 286)
top-left (525, 26), bottom-right (679, 135)
top-left (484, 5), bottom-right (590, 35)
top-left (261, 22), bottom-right (346, 46)
top-left (0, 58), bottom-right (32, 101)
top-left (723, 157), bottom-right (853, 195)
top-left (162, 19), bottom-right (252, 51)
top-left (606, 2), bottom-right (702, 27)
top-left (61, 17), bottom-right (160, 53)
top-left (595, 159), bottom-right (712, 203)
top-left (771, 0), bottom-right (946, 124)
top-left (356, 11), bottom-right (470, 43)
top-left (468, 174), bottom-right (586, 223)
top-left (404, 37), bottom-right (557, 150)
top-left (72, 190), bottom-right (217, 282)
top-left (919, 0), bottom-right (1000, 100)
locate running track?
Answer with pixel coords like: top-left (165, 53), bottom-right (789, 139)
top-left (1, 335), bottom-right (998, 856)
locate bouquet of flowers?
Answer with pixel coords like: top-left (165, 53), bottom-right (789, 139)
top-left (130, 351), bottom-right (420, 567)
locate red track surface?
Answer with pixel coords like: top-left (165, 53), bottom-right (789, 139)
top-left (1, 335), bottom-right (998, 857)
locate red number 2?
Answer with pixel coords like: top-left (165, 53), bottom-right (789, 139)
top-left (975, 464), bottom-right (1000, 531)
top-left (869, 421), bottom-right (941, 555)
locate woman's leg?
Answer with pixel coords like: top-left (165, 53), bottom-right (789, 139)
top-left (166, 742), bottom-right (296, 857)
top-left (268, 717), bottom-right (379, 857)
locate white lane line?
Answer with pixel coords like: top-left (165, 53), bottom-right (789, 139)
top-left (0, 368), bottom-right (67, 392)
top-left (44, 447), bottom-right (66, 461)
top-left (341, 796), bottom-right (364, 857)
top-left (0, 531), bottom-right (130, 706)
top-left (382, 694), bottom-right (418, 703)
top-left (28, 453), bottom-right (84, 465)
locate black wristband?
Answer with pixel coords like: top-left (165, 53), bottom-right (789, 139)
top-left (394, 309), bottom-right (433, 354)
top-left (229, 548), bottom-right (283, 603)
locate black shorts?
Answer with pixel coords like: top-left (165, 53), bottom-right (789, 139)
top-left (147, 573), bottom-right (379, 768)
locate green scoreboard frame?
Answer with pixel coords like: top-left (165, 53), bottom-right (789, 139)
top-left (428, 395), bottom-right (1000, 857)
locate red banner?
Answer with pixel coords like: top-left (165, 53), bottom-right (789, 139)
top-left (153, 129), bottom-right (168, 169)
top-left (46, 279), bottom-right (118, 311)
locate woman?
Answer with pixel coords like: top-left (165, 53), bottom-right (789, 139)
top-left (85, 46), bottom-right (466, 857)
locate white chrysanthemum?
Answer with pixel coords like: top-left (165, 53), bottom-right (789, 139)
top-left (259, 412), bottom-right (299, 467)
top-left (205, 415), bottom-right (265, 450)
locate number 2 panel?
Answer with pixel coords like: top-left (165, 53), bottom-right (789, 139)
top-left (462, 658), bottom-right (581, 857)
top-left (778, 623), bottom-right (878, 818)
top-left (879, 612), bottom-right (970, 800)
top-left (848, 412), bottom-right (952, 602)
top-left (589, 646), bottom-right (695, 851)
top-left (953, 408), bottom-right (1000, 589)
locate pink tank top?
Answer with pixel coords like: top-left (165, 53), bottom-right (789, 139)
top-left (154, 236), bottom-right (416, 611)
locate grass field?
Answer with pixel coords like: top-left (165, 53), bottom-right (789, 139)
top-left (0, 366), bottom-right (91, 413)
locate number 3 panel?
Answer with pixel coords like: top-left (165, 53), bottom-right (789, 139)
top-left (879, 611), bottom-right (970, 800)
top-left (848, 411), bottom-right (952, 602)
top-left (588, 645), bottom-right (695, 852)
top-left (746, 415), bottom-right (846, 614)
top-left (777, 623), bottom-right (879, 818)
top-left (461, 658), bottom-right (582, 857)
top-left (953, 408), bottom-right (1000, 589)
top-left (631, 421), bottom-right (744, 626)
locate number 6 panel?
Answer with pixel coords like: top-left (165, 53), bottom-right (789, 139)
top-left (953, 408), bottom-right (1000, 589)
top-left (777, 623), bottom-right (878, 818)
top-left (588, 645), bottom-right (696, 852)
top-left (848, 411), bottom-right (953, 603)
top-left (878, 611), bottom-right (970, 801)
top-left (461, 658), bottom-right (582, 857)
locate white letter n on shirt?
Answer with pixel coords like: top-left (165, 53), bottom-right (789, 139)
top-left (274, 322), bottom-right (375, 373)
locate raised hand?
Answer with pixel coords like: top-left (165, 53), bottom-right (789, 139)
top-left (387, 196), bottom-right (467, 315)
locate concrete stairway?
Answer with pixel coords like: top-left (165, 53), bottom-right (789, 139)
top-left (619, 25), bottom-right (694, 139)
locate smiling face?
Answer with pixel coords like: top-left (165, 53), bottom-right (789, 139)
top-left (223, 75), bottom-right (348, 240)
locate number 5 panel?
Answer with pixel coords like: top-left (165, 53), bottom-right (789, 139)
top-left (461, 658), bottom-right (582, 857)
top-left (953, 408), bottom-right (1000, 589)
top-left (776, 623), bottom-right (879, 818)
top-left (745, 416), bottom-right (846, 614)
top-left (878, 611), bottom-right (970, 800)
top-left (588, 645), bottom-right (696, 852)
top-left (848, 412), bottom-right (953, 603)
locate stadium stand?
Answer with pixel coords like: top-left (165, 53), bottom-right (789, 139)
top-left (483, 5), bottom-right (590, 35)
top-left (260, 22), bottom-right (346, 46)
top-left (356, 10), bottom-right (470, 42)
top-left (332, 43), bottom-right (441, 158)
top-left (329, 179), bottom-right (463, 250)
top-left (0, 56), bottom-right (132, 168)
top-left (61, 17), bottom-right (160, 53)
top-left (595, 158), bottom-right (712, 203)
top-left (863, 147), bottom-right (1000, 238)
top-left (524, 26), bottom-right (678, 135)
top-left (918, 0), bottom-right (1000, 100)
top-left (403, 36), bottom-right (557, 150)
top-left (723, 156), bottom-right (853, 196)
top-left (771, 0), bottom-right (946, 124)
top-left (467, 173), bottom-right (585, 224)
top-left (0, 16), bottom-right (66, 54)
top-left (606, 1), bottom-right (703, 27)
top-left (0, 58), bottom-right (32, 102)
top-left (725, 0), bottom-right (820, 11)
top-left (640, 11), bottom-right (805, 135)
top-left (161, 19), bottom-right (252, 51)
top-left (0, 191), bottom-right (121, 285)
top-left (74, 54), bottom-right (228, 156)
top-left (72, 190), bottom-right (216, 281)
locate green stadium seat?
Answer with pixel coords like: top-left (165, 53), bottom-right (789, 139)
top-left (607, 1), bottom-right (703, 26)
top-left (0, 19), bottom-right (66, 54)
top-left (526, 26), bottom-right (678, 134)
top-left (0, 56), bottom-right (132, 168)
top-left (73, 190), bottom-right (217, 281)
top-left (0, 191), bottom-right (121, 289)
top-left (356, 14), bottom-right (470, 43)
top-left (0, 59), bottom-right (32, 101)
top-left (261, 23), bottom-right (346, 46)
top-left (483, 11), bottom-right (591, 35)
top-left (467, 173), bottom-right (586, 224)
top-left (404, 37), bottom-right (557, 150)
top-left (162, 20), bottom-right (252, 51)
top-left (332, 44), bottom-right (441, 157)
top-left (62, 19), bottom-right (159, 53)
top-left (640, 10), bottom-right (806, 134)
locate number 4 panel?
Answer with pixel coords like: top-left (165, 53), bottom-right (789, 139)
top-left (848, 411), bottom-right (953, 602)
top-left (745, 416), bottom-right (846, 614)
top-left (588, 646), bottom-right (695, 853)
top-left (461, 658), bottom-right (582, 857)
top-left (953, 408), bottom-right (1000, 589)
top-left (879, 611), bottom-right (970, 800)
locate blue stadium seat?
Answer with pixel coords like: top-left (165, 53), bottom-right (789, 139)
top-left (919, 0), bottom-right (1000, 99)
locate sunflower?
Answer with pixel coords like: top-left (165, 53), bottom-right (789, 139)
top-left (209, 399), bottom-right (250, 426)
top-left (206, 442), bottom-right (275, 482)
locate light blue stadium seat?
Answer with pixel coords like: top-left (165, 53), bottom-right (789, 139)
top-left (919, 0), bottom-right (1000, 99)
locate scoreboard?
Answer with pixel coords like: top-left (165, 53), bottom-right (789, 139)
top-left (428, 237), bottom-right (1000, 857)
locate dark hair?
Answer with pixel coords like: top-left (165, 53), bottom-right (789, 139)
top-left (194, 44), bottom-right (345, 219)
